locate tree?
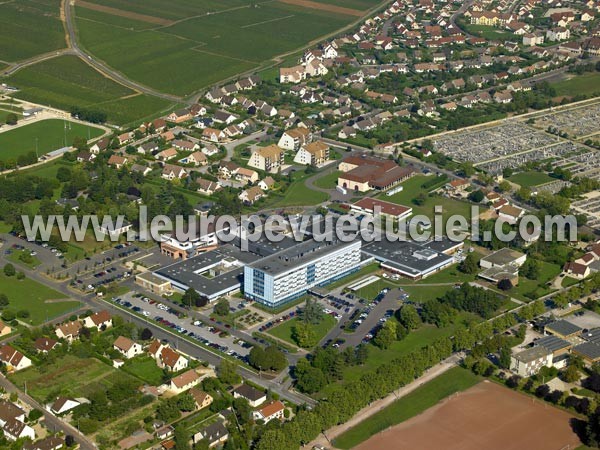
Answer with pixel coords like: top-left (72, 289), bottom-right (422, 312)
top-left (535, 384), bottom-right (550, 398)
top-left (467, 189), bottom-right (485, 203)
top-left (177, 393), bottom-right (196, 412)
top-left (3, 264), bottom-right (15, 277)
top-left (562, 364), bottom-right (580, 383)
top-left (174, 425), bottom-right (190, 450)
top-left (217, 359), bottom-right (240, 385)
top-left (292, 322), bottom-right (317, 348)
top-left (374, 320), bottom-right (397, 349)
top-left (300, 298), bottom-right (323, 325)
top-left (5, 113), bottom-right (17, 126)
top-left (497, 278), bottom-right (513, 291)
top-left (397, 305), bottom-right (421, 330)
top-left (0, 294), bottom-right (8, 308)
top-left (181, 288), bottom-right (200, 308)
top-left (498, 180), bottom-right (512, 193)
top-left (140, 328), bottom-right (153, 340)
top-left (520, 259), bottom-right (540, 280)
top-left (506, 375), bottom-right (521, 389)
top-left (65, 436), bottom-right (75, 447)
top-left (214, 298), bottom-right (230, 316)
top-left (458, 253), bottom-right (478, 274)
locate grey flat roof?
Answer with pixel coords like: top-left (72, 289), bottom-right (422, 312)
top-left (155, 244), bottom-right (261, 298)
top-left (545, 319), bottom-right (582, 337)
top-left (361, 238), bottom-right (454, 277)
top-left (480, 248), bottom-right (525, 266)
top-left (582, 328), bottom-right (600, 344)
top-left (248, 239), bottom-right (358, 276)
top-left (574, 341), bottom-right (600, 360)
top-left (536, 335), bottom-right (571, 352)
top-left (514, 346), bottom-right (550, 363)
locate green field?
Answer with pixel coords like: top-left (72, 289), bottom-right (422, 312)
top-left (333, 367), bottom-right (481, 449)
top-left (381, 175), bottom-right (473, 219)
top-left (0, 119), bottom-right (104, 160)
top-left (553, 72), bottom-right (600, 98)
top-left (314, 170), bottom-right (342, 189)
top-left (509, 171), bottom-right (555, 187)
top-left (461, 23), bottom-right (515, 41)
top-left (7, 56), bottom-right (174, 125)
top-left (9, 355), bottom-right (138, 403)
top-left (268, 314), bottom-right (336, 348)
top-left (0, 0), bottom-right (66, 61)
top-left (0, 273), bottom-right (81, 325)
top-left (74, 0), bottom-right (371, 96)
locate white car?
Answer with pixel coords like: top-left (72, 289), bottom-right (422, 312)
top-left (142, 311), bottom-right (150, 317)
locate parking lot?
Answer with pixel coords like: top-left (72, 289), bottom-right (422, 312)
top-left (112, 292), bottom-right (253, 362)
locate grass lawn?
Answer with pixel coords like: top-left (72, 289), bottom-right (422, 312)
top-left (9, 355), bottom-right (137, 403)
top-left (268, 178), bottom-right (329, 207)
top-left (511, 261), bottom-right (561, 300)
top-left (462, 23), bottom-right (515, 41)
top-left (7, 249), bottom-right (41, 269)
top-left (380, 175), bottom-right (473, 220)
top-left (562, 276), bottom-right (581, 288)
top-left (553, 72), bottom-right (600, 98)
top-left (509, 171), bottom-right (555, 187)
top-left (332, 367), bottom-right (481, 449)
top-left (0, 273), bottom-right (81, 325)
top-left (122, 356), bottom-right (165, 386)
top-left (0, 119), bottom-right (104, 160)
top-left (7, 56), bottom-right (175, 126)
top-left (327, 263), bottom-right (380, 290)
top-left (314, 170), bottom-right (342, 189)
top-left (268, 314), bottom-right (336, 348)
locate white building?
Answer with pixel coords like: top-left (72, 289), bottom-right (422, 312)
top-left (244, 239), bottom-right (362, 308)
top-left (113, 336), bottom-right (143, 359)
top-left (510, 346), bottom-right (552, 376)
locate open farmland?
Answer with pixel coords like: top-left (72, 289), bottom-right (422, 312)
top-left (0, 119), bottom-right (104, 160)
top-left (350, 381), bottom-right (582, 450)
top-left (0, 0), bottom-right (66, 62)
top-left (6, 56), bottom-right (174, 125)
top-left (74, 0), bottom-right (381, 96)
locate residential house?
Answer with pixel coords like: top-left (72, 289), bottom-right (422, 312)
top-left (83, 311), bottom-right (112, 330)
top-left (90, 138), bottom-right (109, 154)
top-left (293, 141), bottom-right (329, 166)
top-left (563, 261), bottom-right (591, 279)
top-left (157, 347), bottom-right (188, 372)
top-left (156, 147), bottom-right (178, 162)
top-left (76, 151), bottom-right (95, 163)
top-left (218, 161), bottom-right (240, 179)
top-left (546, 27), bottom-right (570, 41)
top-left (55, 321), bottom-right (82, 342)
top-left (186, 151), bottom-right (207, 167)
top-left (167, 109), bottom-right (192, 124)
top-left (169, 369), bottom-right (201, 394)
top-left (23, 436), bottom-right (65, 450)
top-left (236, 167), bottom-right (259, 184)
top-left (131, 164), bottom-right (152, 177)
top-left (137, 141), bottom-right (159, 155)
top-left (233, 384), bottom-right (266, 407)
top-left (0, 345), bottom-right (31, 371)
top-left (117, 132), bottom-right (132, 146)
top-left (258, 176), bottom-right (275, 191)
top-left (278, 128), bottom-right (312, 151)
top-left (0, 322), bottom-right (10, 337)
top-left (196, 179), bottom-right (221, 196)
top-left (193, 421), bottom-right (228, 448)
top-left (498, 204), bottom-right (525, 224)
top-left (162, 165), bottom-right (188, 181)
top-left (3, 417), bottom-right (35, 441)
top-left (33, 337), bottom-right (58, 353)
top-left (252, 401), bottom-right (285, 423)
top-left (238, 186), bottom-right (264, 205)
top-left (213, 111), bottom-right (238, 125)
top-left (202, 128), bottom-right (225, 143)
top-left (113, 336), bottom-right (143, 359)
top-left (107, 155), bottom-right (127, 169)
top-left (173, 140), bottom-right (199, 152)
top-left (248, 145), bottom-right (284, 173)
top-left (50, 397), bottom-right (81, 415)
top-left (279, 66), bottom-right (306, 84)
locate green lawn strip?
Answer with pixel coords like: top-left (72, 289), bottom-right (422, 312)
top-left (562, 276), bottom-right (581, 288)
top-left (0, 119), bottom-right (104, 160)
top-left (509, 171), bottom-right (555, 187)
top-left (122, 356), bottom-right (165, 386)
top-left (267, 315), bottom-right (336, 348)
top-left (332, 367), bottom-right (481, 449)
top-left (326, 263), bottom-right (380, 291)
top-left (314, 170), bottom-right (342, 189)
top-left (6, 249), bottom-right (41, 269)
top-left (0, 273), bottom-right (81, 325)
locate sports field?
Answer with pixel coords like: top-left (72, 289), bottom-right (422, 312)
top-left (0, 0), bottom-right (66, 61)
top-left (0, 119), bottom-right (104, 160)
top-left (6, 56), bottom-right (174, 125)
top-left (74, 0), bottom-right (382, 96)
top-left (351, 381), bottom-right (582, 450)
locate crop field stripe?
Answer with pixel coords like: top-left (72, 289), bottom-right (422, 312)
top-left (241, 15), bottom-right (296, 29)
top-left (77, 0), bottom-right (175, 26)
top-left (191, 48), bottom-right (263, 65)
top-left (277, 0), bottom-right (365, 16)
